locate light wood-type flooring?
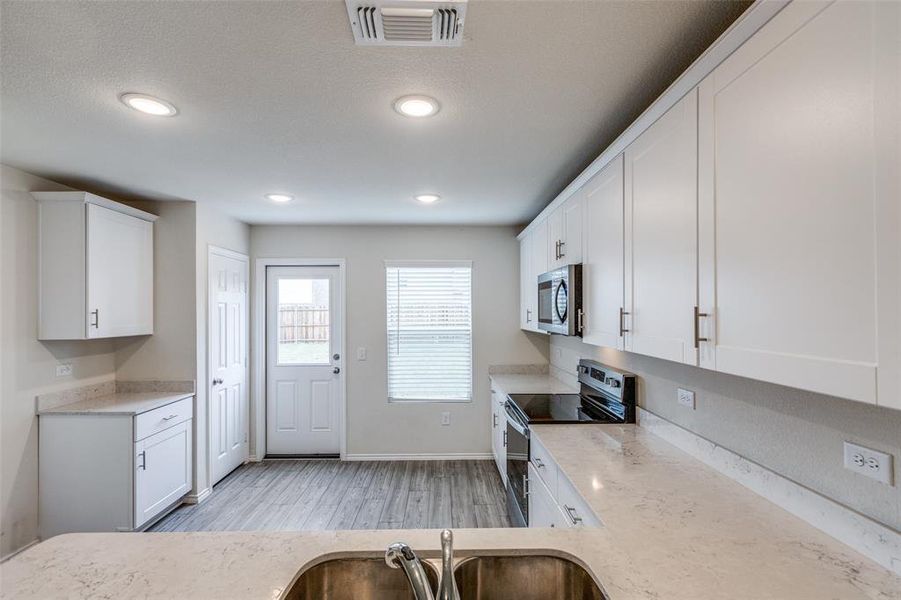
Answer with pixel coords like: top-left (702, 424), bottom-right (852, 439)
top-left (150, 459), bottom-right (511, 532)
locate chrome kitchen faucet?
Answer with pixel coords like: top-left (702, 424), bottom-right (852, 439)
top-left (385, 529), bottom-right (460, 600)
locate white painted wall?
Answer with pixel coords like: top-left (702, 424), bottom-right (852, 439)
top-left (549, 335), bottom-right (901, 532)
top-left (115, 201), bottom-right (197, 382)
top-left (0, 165), bottom-right (118, 559)
top-left (250, 225), bottom-right (549, 457)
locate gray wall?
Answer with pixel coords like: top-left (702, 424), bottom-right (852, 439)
top-left (251, 225), bottom-right (549, 457)
top-left (0, 165), bottom-right (118, 558)
top-left (550, 335), bottom-right (901, 531)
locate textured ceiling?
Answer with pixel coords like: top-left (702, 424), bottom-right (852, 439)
top-left (0, 0), bottom-right (749, 224)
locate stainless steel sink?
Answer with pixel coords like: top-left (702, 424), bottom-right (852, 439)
top-left (284, 554), bottom-right (605, 600)
top-left (453, 555), bottom-right (607, 600)
top-left (284, 557), bottom-right (439, 600)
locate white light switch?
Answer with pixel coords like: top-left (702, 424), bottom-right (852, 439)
top-left (677, 388), bottom-right (695, 409)
top-left (357, 347), bottom-right (367, 360)
top-left (55, 363), bottom-right (73, 377)
top-left (441, 411), bottom-right (451, 426)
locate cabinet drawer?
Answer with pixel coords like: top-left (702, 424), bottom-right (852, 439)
top-left (557, 472), bottom-right (602, 528)
top-left (134, 397), bottom-right (193, 442)
top-left (530, 435), bottom-right (558, 497)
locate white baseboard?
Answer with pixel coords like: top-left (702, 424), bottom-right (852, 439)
top-left (1, 538), bottom-right (39, 564)
top-left (638, 407), bottom-right (901, 576)
top-left (344, 453), bottom-right (493, 461)
top-left (182, 487), bottom-right (212, 505)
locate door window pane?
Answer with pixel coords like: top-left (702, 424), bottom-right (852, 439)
top-left (277, 278), bottom-right (329, 365)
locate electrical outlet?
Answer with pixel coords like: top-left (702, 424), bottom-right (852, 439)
top-left (55, 363), bottom-right (73, 377)
top-left (357, 347), bottom-right (367, 361)
top-left (677, 388), bottom-right (695, 409)
top-left (441, 411), bottom-right (451, 426)
top-left (843, 442), bottom-right (893, 485)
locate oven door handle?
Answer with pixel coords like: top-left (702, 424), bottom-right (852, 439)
top-left (504, 404), bottom-right (530, 437)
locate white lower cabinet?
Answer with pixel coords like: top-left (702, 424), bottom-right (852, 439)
top-left (134, 420), bottom-right (193, 528)
top-left (490, 389), bottom-right (507, 485)
top-left (528, 463), bottom-right (566, 528)
top-left (39, 397), bottom-right (194, 538)
top-left (528, 435), bottom-right (601, 529)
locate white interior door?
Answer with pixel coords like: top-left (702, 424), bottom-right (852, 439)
top-left (209, 249), bottom-right (249, 485)
top-left (266, 266), bottom-right (343, 456)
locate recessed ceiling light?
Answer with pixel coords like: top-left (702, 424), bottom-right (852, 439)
top-left (265, 193), bottom-right (294, 203)
top-left (394, 95), bottom-right (440, 118)
top-left (415, 194), bottom-right (440, 204)
top-left (119, 93), bottom-right (178, 116)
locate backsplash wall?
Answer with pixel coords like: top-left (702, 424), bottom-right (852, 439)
top-left (549, 335), bottom-right (901, 532)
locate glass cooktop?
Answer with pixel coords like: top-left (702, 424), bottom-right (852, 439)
top-left (507, 393), bottom-right (623, 424)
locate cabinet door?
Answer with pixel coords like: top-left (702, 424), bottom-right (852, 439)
top-left (134, 421), bottom-right (192, 528)
top-left (624, 90), bottom-right (699, 365)
top-left (582, 154), bottom-right (625, 350)
top-left (560, 194), bottom-right (583, 265)
top-left (519, 235), bottom-right (534, 330)
top-left (698, 0), bottom-right (898, 406)
top-left (86, 204), bottom-right (153, 338)
top-left (527, 463), bottom-right (565, 528)
top-left (531, 218), bottom-right (549, 280)
top-left (547, 207), bottom-right (564, 269)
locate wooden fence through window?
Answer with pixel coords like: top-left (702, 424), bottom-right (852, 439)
top-left (278, 304), bottom-right (329, 342)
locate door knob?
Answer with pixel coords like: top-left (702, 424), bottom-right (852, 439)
top-left (333, 353), bottom-right (340, 360)
top-left (212, 378), bottom-right (224, 386)
top-left (333, 367), bottom-right (341, 374)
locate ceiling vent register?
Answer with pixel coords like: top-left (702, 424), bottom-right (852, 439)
top-left (346, 0), bottom-right (467, 47)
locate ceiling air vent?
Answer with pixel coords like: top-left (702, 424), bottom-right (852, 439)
top-left (346, 0), bottom-right (467, 47)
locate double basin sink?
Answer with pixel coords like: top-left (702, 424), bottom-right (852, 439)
top-left (284, 555), bottom-right (606, 600)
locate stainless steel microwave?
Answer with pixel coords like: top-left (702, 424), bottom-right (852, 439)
top-left (537, 264), bottom-right (582, 336)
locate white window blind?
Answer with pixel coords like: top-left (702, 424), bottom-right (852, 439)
top-left (386, 261), bottom-right (473, 402)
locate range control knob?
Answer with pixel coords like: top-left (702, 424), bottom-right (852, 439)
top-left (605, 378), bottom-right (621, 388)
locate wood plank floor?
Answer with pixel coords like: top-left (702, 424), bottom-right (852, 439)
top-left (150, 459), bottom-right (511, 532)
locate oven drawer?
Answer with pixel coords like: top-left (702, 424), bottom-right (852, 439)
top-left (529, 435), bottom-right (558, 497)
top-left (134, 397), bottom-right (193, 442)
top-left (557, 471), bottom-right (602, 528)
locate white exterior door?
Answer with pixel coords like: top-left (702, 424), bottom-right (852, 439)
top-left (266, 266), bottom-right (343, 455)
top-left (209, 249), bottom-right (249, 484)
top-left (624, 89), bottom-right (699, 365)
top-left (582, 154), bottom-right (625, 350)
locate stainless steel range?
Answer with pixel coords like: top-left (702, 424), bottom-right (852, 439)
top-left (504, 359), bottom-right (636, 527)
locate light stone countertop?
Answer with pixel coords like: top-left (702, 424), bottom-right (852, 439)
top-left (531, 424), bottom-right (901, 600)
top-left (37, 391), bottom-right (193, 416)
top-left (489, 372), bottom-right (578, 395)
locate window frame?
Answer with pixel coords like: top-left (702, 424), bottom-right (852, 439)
top-left (385, 259), bottom-right (474, 404)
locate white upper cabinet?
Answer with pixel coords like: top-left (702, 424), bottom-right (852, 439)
top-left (36, 192), bottom-right (156, 340)
top-left (624, 90), bottom-right (699, 366)
top-left (531, 217), bottom-right (549, 279)
top-left (582, 154), bottom-right (625, 350)
top-left (548, 194), bottom-right (583, 269)
top-left (519, 234), bottom-right (535, 330)
top-left (697, 0), bottom-right (900, 407)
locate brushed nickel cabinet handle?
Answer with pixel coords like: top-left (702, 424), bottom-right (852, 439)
top-left (577, 308), bottom-right (584, 333)
top-left (558, 240), bottom-right (565, 258)
top-left (619, 307), bottom-right (629, 337)
top-left (564, 504), bottom-right (582, 524)
top-left (694, 306), bottom-right (710, 348)
top-left (137, 451), bottom-right (146, 470)
top-left (90, 309), bottom-right (99, 329)
top-left (162, 414), bottom-right (178, 421)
